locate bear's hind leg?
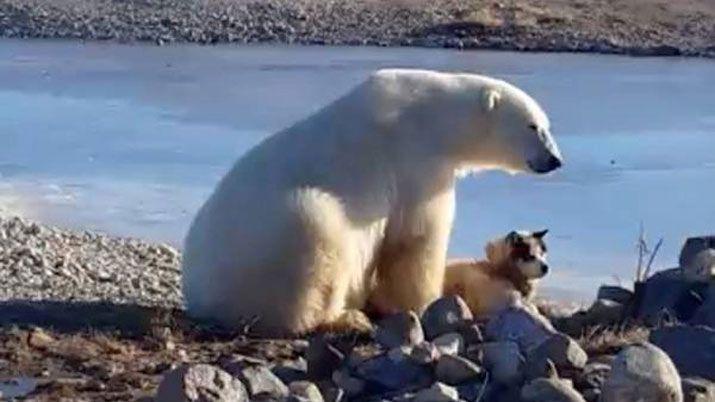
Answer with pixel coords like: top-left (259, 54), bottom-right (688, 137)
top-left (287, 188), bottom-right (372, 334)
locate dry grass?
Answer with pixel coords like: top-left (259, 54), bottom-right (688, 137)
top-left (577, 325), bottom-right (650, 357)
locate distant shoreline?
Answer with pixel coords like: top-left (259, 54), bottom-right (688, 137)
top-left (1, 0), bottom-right (714, 58)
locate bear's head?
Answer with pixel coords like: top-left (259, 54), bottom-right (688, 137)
top-left (366, 70), bottom-right (562, 176)
top-left (472, 79), bottom-right (562, 174)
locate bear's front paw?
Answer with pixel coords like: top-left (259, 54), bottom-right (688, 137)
top-left (318, 309), bottom-right (374, 334)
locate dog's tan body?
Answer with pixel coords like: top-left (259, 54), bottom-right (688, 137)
top-left (444, 230), bottom-right (549, 317)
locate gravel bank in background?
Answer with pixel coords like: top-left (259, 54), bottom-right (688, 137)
top-left (0, 216), bottom-right (182, 308)
top-left (0, 0), bottom-right (714, 57)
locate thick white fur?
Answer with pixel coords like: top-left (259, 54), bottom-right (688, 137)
top-left (182, 69), bottom-right (561, 335)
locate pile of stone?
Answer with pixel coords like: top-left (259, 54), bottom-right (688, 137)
top-left (0, 0), bottom-right (713, 58)
top-left (0, 216), bottom-right (182, 307)
top-left (153, 294), bottom-right (699, 402)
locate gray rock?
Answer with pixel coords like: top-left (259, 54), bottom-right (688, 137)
top-left (650, 325), bottom-right (715, 380)
top-left (375, 311), bottom-right (424, 349)
top-left (435, 354), bottom-right (484, 385)
top-left (413, 382), bottom-right (460, 402)
top-left (409, 341), bottom-right (440, 365)
top-left (272, 357), bottom-right (308, 384)
top-left (288, 381), bottom-right (325, 402)
top-left (457, 323), bottom-right (484, 345)
top-left (155, 364), bottom-right (249, 402)
top-left (525, 333), bottom-right (587, 379)
top-left (421, 295), bottom-right (473, 340)
top-left (684, 249), bottom-right (715, 281)
top-left (690, 285), bottom-right (715, 328)
top-left (585, 299), bottom-right (625, 326)
top-left (581, 387), bottom-right (601, 402)
top-left (237, 365), bottom-right (289, 399)
top-left (485, 304), bottom-right (556, 353)
top-left (601, 342), bottom-right (683, 402)
top-left (331, 369), bottom-right (365, 397)
top-left (355, 351), bottom-right (432, 391)
top-left (521, 377), bottom-right (586, 402)
top-left (597, 285), bottom-right (634, 305)
top-left (432, 332), bottom-right (465, 356)
top-left (482, 341), bottom-right (524, 385)
top-left (0, 377), bottom-right (37, 400)
top-left (634, 268), bottom-right (703, 325)
top-left (306, 336), bottom-right (345, 380)
top-left (682, 377), bottom-right (715, 402)
top-left (574, 362), bottom-right (611, 392)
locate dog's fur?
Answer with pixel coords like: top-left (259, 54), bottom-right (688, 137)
top-left (444, 230), bottom-right (549, 317)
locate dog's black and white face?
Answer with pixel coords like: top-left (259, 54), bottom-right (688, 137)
top-left (506, 230), bottom-right (550, 279)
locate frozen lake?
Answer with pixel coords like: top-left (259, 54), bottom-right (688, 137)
top-left (1, 39), bottom-right (714, 300)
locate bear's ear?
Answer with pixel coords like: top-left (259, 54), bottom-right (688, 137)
top-left (481, 88), bottom-right (501, 111)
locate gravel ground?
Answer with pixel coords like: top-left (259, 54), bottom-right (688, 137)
top-left (0, 0), bottom-right (714, 57)
top-left (0, 216), bottom-right (182, 308)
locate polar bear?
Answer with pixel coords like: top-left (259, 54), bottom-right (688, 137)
top-left (182, 69), bottom-right (563, 335)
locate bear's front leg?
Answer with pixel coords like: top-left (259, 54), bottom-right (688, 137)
top-left (370, 189), bottom-right (455, 314)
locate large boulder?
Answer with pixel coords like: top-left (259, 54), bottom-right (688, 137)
top-left (633, 268), bottom-right (710, 325)
top-left (681, 377), bottom-right (715, 402)
top-left (601, 342), bottom-right (683, 402)
top-left (680, 236), bottom-right (715, 280)
top-left (155, 364), bottom-right (249, 402)
top-left (650, 325), bottom-right (715, 380)
top-left (690, 285), bottom-right (715, 328)
top-left (597, 285), bottom-right (634, 305)
top-left (485, 304), bottom-right (556, 353)
top-left (481, 341), bottom-right (524, 385)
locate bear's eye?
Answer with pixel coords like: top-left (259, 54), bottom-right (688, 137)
top-left (528, 123), bottom-right (538, 132)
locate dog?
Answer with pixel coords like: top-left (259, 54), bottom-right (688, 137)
top-left (444, 229), bottom-right (550, 317)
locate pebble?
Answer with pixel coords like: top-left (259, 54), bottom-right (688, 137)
top-left (0, 0), bottom-right (709, 58)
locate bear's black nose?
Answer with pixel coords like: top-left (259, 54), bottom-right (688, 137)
top-left (548, 155), bottom-right (562, 170)
top-left (541, 264), bottom-right (550, 275)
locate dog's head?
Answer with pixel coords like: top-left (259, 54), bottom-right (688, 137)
top-left (485, 229), bottom-right (550, 280)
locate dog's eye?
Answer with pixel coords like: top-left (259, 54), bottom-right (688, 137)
top-left (528, 123), bottom-right (538, 131)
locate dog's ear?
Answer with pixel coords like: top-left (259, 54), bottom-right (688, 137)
top-left (533, 229), bottom-right (549, 239)
top-left (506, 231), bottom-right (520, 244)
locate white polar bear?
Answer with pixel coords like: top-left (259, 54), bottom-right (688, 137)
top-left (182, 69), bottom-right (563, 335)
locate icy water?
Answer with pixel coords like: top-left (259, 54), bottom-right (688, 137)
top-left (1, 40), bottom-right (714, 300)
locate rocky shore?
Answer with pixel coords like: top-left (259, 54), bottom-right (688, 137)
top-left (0, 216), bottom-right (714, 401)
top-left (1, 0), bottom-right (714, 57)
